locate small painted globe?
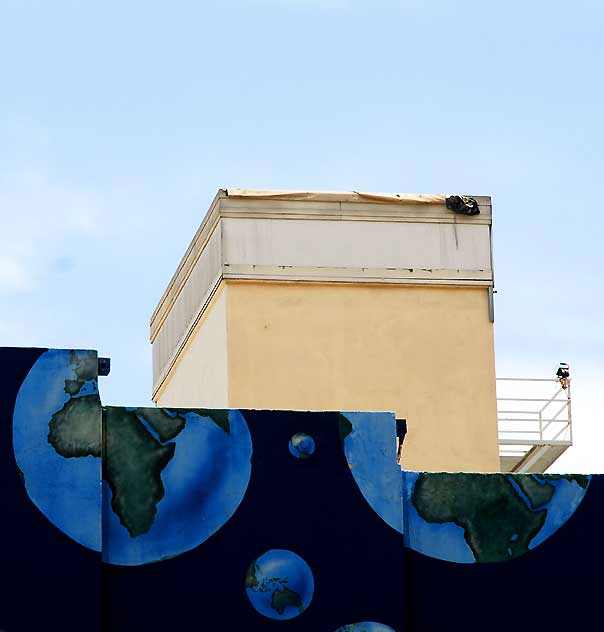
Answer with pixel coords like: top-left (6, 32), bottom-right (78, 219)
top-left (289, 432), bottom-right (315, 459)
top-left (245, 549), bottom-right (314, 620)
top-left (335, 624), bottom-right (396, 632)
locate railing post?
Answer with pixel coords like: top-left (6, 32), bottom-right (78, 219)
top-left (567, 379), bottom-right (573, 444)
top-left (497, 375), bottom-right (574, 472)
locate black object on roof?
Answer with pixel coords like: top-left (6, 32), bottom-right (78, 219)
top-left (446, 195), bottom-right (480, 216)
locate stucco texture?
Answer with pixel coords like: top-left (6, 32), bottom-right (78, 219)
top-left (155, 284), bottom-right (229, 408)
top-left (225, 280), bottom-right (499, 472)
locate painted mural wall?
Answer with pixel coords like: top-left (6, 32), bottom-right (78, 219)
top-left (0, 347), bottom-right (600, 631)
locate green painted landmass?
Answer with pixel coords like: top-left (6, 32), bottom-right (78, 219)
top-left (245, 564), bottom-right (287, 593)
top-left (339, 414), bottom-right (353, 444)
top-left (64, 379), bottom-right (84, 396)
top-left (48, 394), bottom-right (102, 458)
top-left (141, 407), bottom-right (230, 436)
top-left (510, 474), bottom-right (556, 509)
top-left (245, 562), bottom-right (303, 615)
top-left (138, 408), bottom-right (186, 442)
top-left (245, 563), bottom-right (261, 590)
top-left (271, 587), bottom-right (302, 615)
top-left (48, 351), bottom-right (101, 458)
top-left (104, 406), bottom-right (229, 537)
top-left (187, 408), bottom-right (230, 435)
top-left (412, 473), bottom-right (548, 563)
top-left (511, 474), bottom-right (590, 509)
top-left (141, 407), bottom-right (229, 437)
top-left (60, 350), bottom-right (98, 398)
top-left (104, 407), bottom-right (176, 538)
top-left (46, 355), bottom-right (233, 540)
top-left (69, 350), bottom-right (97, 381)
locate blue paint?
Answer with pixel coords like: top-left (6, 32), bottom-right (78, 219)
top-left (103, 409), bottom-right (252, 565)
top-left (12, 349), bottom-right (102, 551)
top-left (403, 471), bottom-right (591, 563)
top-left (402, 471), bottom-right (475, 563)
top-left (505, 474), bottom-right (590, 550)
top-left (506, 476), bottom-right (535, 509)
top-left (245, 549), bottom-right (314, 620)
top-left (341, 412), bottom-right (403, 534)
top-left (289, 432), bottom-right (315, 459)
top-left (334, 623), bottom-right (397, 632)
top-left (135, 412), bottom-right (163, 442)
top-left (528, 476), bottom-right (590, 549)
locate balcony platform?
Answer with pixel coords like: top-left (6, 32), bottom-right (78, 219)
top-left (498, 377), bottom-right (572, 473)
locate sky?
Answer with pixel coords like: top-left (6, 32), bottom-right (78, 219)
top-left (1, 0), bottom-right (602, 472)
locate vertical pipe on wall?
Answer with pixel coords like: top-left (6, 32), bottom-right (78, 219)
top-left (488, 287), bottom-right (495, 323)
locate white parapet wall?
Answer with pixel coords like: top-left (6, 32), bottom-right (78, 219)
top-left (150, 189), bottom-right (493, 399)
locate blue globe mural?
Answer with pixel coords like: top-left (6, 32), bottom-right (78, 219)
top-left (12, 349), bottom-right (254, 565)
top-left (404, 470), bottom-right (591, 563)
top-left (341, 412), bottom-right (402, 533)
top-left (245, 549), bottom-right (314, 620)
top-left (13, 349), bottom-right (103, 551)
top-left (289, 432), bottom-right (315, 459)
top-left (103, 406), bottom-right (253, 565)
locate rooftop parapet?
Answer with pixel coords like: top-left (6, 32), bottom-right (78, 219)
top-left (150, 189), bottom-right (493, 397)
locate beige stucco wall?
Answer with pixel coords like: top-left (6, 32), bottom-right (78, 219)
top-left (155, 283), bottom-right (229, 408)
top-left (225, 280), bottom-right (499, 472)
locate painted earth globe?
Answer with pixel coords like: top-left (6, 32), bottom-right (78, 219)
top-left (404, 470), bottom-right (591, 563)
top-left (12, 349), bottom-right (253, 565)
top-left (245, 549), bottom-right (314, 620)
top-left (289, 432), bottom-right (316, 459)
top-left (335, 624), bottom-right (396, 632)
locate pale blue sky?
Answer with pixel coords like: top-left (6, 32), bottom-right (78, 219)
top-left (1, 0), bottom-right (602, 470)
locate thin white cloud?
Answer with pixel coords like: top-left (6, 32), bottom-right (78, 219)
top-left (0, 256), bottom-right (32, 292)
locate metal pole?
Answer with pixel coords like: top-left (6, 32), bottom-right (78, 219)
top-left (567, 379), bottom-right (573, 444)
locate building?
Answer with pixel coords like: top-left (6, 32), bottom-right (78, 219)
top-left (150, 189), bottom-right (501, 472)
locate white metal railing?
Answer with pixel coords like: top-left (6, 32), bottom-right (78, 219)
top-left (497, 377), bottom-right (572, 465)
